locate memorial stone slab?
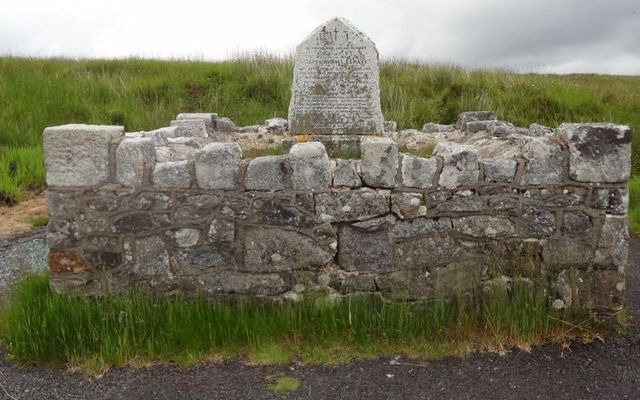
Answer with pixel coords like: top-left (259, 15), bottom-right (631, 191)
top-left (288, 17), bottom-right (384, 135)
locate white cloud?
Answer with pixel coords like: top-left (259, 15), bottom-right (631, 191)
top-left (0, 0), bottom-right (638, 74)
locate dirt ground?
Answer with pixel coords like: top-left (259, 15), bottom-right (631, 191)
top-left (0, 192), bottom-right (46, 238)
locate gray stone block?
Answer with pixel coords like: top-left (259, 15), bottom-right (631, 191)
top-left (452, 216), bottom-right (516, 238)
top-left (332, 159), bottom-right (362, 188)
top-left (172, 228), bottom-right (200, 248)
top-left (244, 227), bottom-right (334, 271)
top-left (401, 154), bottom-right (438, 189)
top-left (557, 123), bottom-right (632, 183)
top-left (195, 143), bottom-right (242, 189)
top-left (214, 117), bottom-right (236, 132)
top-left (46, 191), bottom-right (79, 217)
top-left (595, 215), bottom-right (629, 272)
top-left (144, 126), bottom-right (181, 145)
top-left (338, 224), bottom-right (393, 271)
top-left (155, 144), bottom-right (197, 163)
top-left (315, 188), bottom-right (390, 222)
top-left (592, 188), bottom-right (628, 214)
top-left (244, 156), bottom-right (287, 191)
top-left (289, 142), bottom-right (331, 190)
top-left (455, 111), bottom-right (496, 130)
top-left (170, 119), bottom-right (208, 138)
top-left (153, 161), bottom-right (192, 188)
top-left (176, 113), bottom-right (218, 131)
top-left (265, 117), bottom-right (288, 134)
top-left (115, 137), bottom-right (156, 187)
top-left (208, 219), bottom-right (235, 243)
top-left (133, 236), bottom-right (170, 277)
top-left (434, 142), bottom-right (479, 189)
top-left (201, 272), bottom-right (287, 296)
top-left (43, 124), bottom-right (124, 187)
top-left (361, 138), bottom-right (398, 188)
top-left (391, 217), bottom-right (452, 238)
top-left (391, 192), bottom-right (427, 219)
top-left (421, 123), bottom-right (455, 133)
top-left (481, 158), bottom-right (517, 183)
top-left (519, 136), bottom-right (565, 185)
top-left (466, 120), bottom-right (515, 136)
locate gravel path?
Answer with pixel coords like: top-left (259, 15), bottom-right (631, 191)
top-left (0, 229), bottom-right (47, 293)
top-left (0, 236), bottom-right (637, 400)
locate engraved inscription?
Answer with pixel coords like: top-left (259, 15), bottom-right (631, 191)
top-left (288, 18), bottom-right (384, 135)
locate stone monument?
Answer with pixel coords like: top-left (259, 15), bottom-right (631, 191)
top-left (288, 17), bottom-right (384, 135)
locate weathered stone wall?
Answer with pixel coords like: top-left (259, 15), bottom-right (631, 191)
top-left (43, 112), bottom-right (631, 313)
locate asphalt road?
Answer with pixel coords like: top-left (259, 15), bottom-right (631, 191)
top-left (0, 234), bottom-right (637, 400)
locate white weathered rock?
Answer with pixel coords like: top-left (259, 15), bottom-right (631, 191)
top-left (434, 142), bottom-right (479, 189)
top-left (401, 154), bottom-right (438, 189)
top-left (315, 188), bottom-right (390, 222)
top-left (289, 142), bottom-right (331, 190)
top-left (153, 161), bottom-right (192, 188)
top-left (481, 158), bottom-right (517, 183)
top-left (557, 123), bottom-right (632, 183)
top-left (455, 111), bottom-right (496, 130)
top-left (176, 113), bottom-right (218, 131)
top-left (452, 216), bottom-right (516, 238)
top-left (288, 17), bottom-right (383, 135)
top-left (244, 156), bottom-right (287, 191)
top-left (528, 123), bottom-right (554, 137)
top-left (43, 124), bottom-right (124, 187)
top-left (422, 123), bottom-right (455, 133)
top-left (384, 121), bottom-right (398, 133)
top-left (115, 137), bottom-right (156, 187)
top-left (144, 126), bottom-right (181, 145)
top-left (155, 144), bottom-right (198, 162)
top-left (195, 143), bottom-right (242, 189)
top-left (520, 136), bottom-right (565, 185)
top-left (170, 119), bottom-right (208, 138)
top-left (361, 138), bottom-right (398, 188)
top-left (265, 118), bottom-right (288, 134)
top-left (391, 192), bottom-right (427, 219)
top-left (173, 228), bottom-right (200, 247)
top-left (466, 120), bottom-right (515, 136)
top-left (208, 219), bottom-right (235, 243)
top-left (332, 159), bottom-right (362, 188)
top-left (595, 215), bottom-right (629, 272)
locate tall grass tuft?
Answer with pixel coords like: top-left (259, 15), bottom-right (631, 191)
top-left (0, 273), bottom-right (606, 373)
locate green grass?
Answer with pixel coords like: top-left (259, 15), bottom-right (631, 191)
top-left (0, 273), bottom-right (609, 375)
top-left (0, 56), bottom-right (638, 232)
top-left (629, 176), bottom-right (640, 234)
top-left (241, 145), bottom-right (287, 159)
top-left (26, 214), bottom-right (48, 227)
top-left (399, 143), bottom-right (436, 158)
top-left (267, 376), bottom-right (301, 394)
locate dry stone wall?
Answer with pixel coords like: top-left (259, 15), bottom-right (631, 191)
top-left (43, 111), bottom-right (631, 313)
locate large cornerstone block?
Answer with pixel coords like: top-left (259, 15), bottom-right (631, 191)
top-left (289, 142), bottom-right (331, 190)
top-left (361, 138), bottom-right (398, 188)
top-left (43, 124), bottom-right (124, 186)
top-left (557, 123), bottom-right (632, 183)
top-left (195, 143), bottom-right (242, 189)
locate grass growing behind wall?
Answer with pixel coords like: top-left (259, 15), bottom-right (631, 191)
top-left (0, 56), bottom-right (639, 232)
top-left (0, 273), bottom-right (608, 375)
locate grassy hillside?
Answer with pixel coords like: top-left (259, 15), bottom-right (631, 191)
top-left (1, 56), bottom-right (638, 231)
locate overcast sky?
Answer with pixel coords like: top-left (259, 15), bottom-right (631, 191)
top-left (1, 0), bottom-right (638, 75)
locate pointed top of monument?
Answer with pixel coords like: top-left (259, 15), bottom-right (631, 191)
top-left (297, 17), bottom-right (378, 56)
